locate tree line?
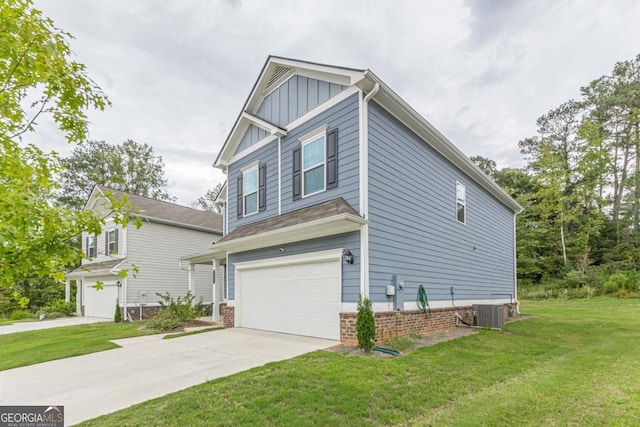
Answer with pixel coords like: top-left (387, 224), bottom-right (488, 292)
top-left (473, 53), bottom-right (640, 297)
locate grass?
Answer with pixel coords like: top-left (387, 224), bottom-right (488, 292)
top-left (163, 327), bottom-right (223, 340)
top-left (76, 298), bottom-right (640, 426)
top-left (0, 322), bottom-right (154, 371)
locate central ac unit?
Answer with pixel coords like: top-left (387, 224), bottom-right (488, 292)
top-left (473, 304), bottom-right (505, 329)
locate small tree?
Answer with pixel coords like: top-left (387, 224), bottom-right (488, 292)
top-left (356, 294), bottom-right (375, 352)
top-left (114, 298), bottom-right (122, 323)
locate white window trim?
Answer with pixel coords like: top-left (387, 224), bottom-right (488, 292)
top-left (107, 229), bottom-right (117, 254)
top-left (300, 125), bottom-right (328, 198)
top-left (456, 181), bottom-right (466, 225)
top-left (243, 165), bottom-right (259, 217)
top-left (87, 235), bottom-right (96, 258)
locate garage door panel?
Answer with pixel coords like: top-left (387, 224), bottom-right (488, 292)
top-left (84, 282), bottom-right (118, 319)
top-left (238, 257), bottom-right (341, 340)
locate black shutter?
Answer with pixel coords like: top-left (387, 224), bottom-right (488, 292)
top-left (258, 164), bottom-right (267, 212)
top-left (85, 236), bottom-right (89, 257)
top-left (114, 229), bottom-right (118, 254)
top-left (292, 147), bottom-right (302, 200)
top-left (94, 234), bottom-right (98, 257)
top-left (105, 232), bottom-right (108, 255)
top-left (326, 128), bottom-right (338, 189)
top-left (236, 176), bottom-right (243, 218)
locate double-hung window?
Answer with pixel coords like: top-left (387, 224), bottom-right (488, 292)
top-left (243, 167), bottom-right (259, 216)
top-left (302, 135), bottom-right (326, 197)
top-left (107, 229), bottom-right (117, 254)
top-left (456, 181), bottom-right (466, 224)
top-left (87, 235), bottom-right (96, 258)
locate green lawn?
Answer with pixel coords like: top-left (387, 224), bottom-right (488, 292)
top-left (76, 298), bottom-right (640, 426)
top-left (0, 322), bottom-right (154, 371)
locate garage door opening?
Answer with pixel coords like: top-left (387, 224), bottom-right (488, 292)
top-left (235, 249), bottom-right (342, 340)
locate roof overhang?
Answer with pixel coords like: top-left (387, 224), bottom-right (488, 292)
top-left (182, 212), bottom-right (367, 263)
top-left (355, 71), bottom-right (523, 213)
top-left (66, 260), bottom-right (125, 279)
top-left (214, 56), bottom-right (366, 170)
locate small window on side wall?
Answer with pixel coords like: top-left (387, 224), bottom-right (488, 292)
top-left (107, 229), bottom-right (118, 254)
top-left (87, 234), bottom-right (96, 258)
top-left (236, 162), bottom-right (266, 218)
top-left (243, 167), bottom-right (259, 216)
top-left (456, 181), bottom-right (466, 224)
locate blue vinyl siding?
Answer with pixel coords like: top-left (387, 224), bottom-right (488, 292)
top-left (235, 124), bottom-right (268, 155)
top-left (256, 75), bottom-right (345, 127)
top-left (367, 101), bottom-right (516, 304)
top-left (281, 92), bottom-right (360, 213)
top-left (227, 232), bottom-right (360, 302)
top-left (227, 140), bottom-right (279, 229)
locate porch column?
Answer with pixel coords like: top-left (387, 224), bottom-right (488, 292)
top-left (188, 263), bottom-right (195, 293)
top-left (65, 280), bottom-right (71, 302)
top-left (76, 279), bottom-right (83, 316)
top-left (213, 260), bottom-right (225, 322)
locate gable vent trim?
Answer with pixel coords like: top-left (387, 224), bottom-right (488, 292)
top-left (264, 65), bottom-right (292, 92)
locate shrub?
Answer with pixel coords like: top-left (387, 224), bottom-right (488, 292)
top-left (41, 299), bottom-right (75, 317)
top-left (146, 291), bottom-right (205, 333)
top-left (356, 295), bottom-right (375, 353)
top-left (10, 309), bottom-right (34, 321)
top-left (156, 291), bottom-right (204, 323)
top-left (114, 300), bottom-right (122, 323)
top-left (146, 312), bottom-right (181, 332)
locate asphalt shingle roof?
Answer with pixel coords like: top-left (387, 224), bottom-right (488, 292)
top-left (95, 185), bottom-right (223, 233)
top-left (216, 197), bottom-right (360, 244)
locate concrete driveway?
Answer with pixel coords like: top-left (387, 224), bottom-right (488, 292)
top-left (0, 316), bottom-right (108, 335)
top-left (0, 328), bottom-right (336, 426)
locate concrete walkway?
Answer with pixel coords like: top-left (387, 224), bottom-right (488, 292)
top-left (0, 328), bottom-right (336, 426)
top-left (0, 316), bottom-right (108, 335)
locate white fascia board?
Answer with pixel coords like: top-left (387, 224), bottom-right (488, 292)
top-left (242, 112), bottom-right (287, 136)
top-left (286, 86), bottom-right (359, 132)
top-left (83, 185), bottom-right (107, 211)
top-left (234, 248), bottom-right (343, 271)
top-left (66, 267), bottom-right (119, 279)
top-left (267, 57), bottom-right (365, 87)
top-left (181, 249), bottom-right (224, 264)
top-left (228, 134), bottom-right (278, 165)
top-left (214, 181), bottom-right (227, 203)
top-left (215, 214), bottom-right (367, 255)
top-left (360, 72), bottom-right (522, 213)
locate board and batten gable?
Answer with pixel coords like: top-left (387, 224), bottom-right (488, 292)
top-left (255, 75), bottom-right (345, 127)
top-left (280, 92), bottom-right (360, 214)
top-left (367, 101), bottom-right (516, 304)
top-left (126, 221), bottom-right (218, 303)
top-left (227, 232), bottom-right (361, 303)
top-left (235, 124), bottom-right (269, 155)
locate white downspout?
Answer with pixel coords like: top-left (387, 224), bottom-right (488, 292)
top-left (359, 83), bottom-right (379, 299)
top-left (278, 136), bottom-right (282, 215)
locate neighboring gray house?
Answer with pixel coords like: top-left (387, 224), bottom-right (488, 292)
top-left (67, 185), bottom-right (223, 320)
top-left (184, 56), bottom-right (522, 341)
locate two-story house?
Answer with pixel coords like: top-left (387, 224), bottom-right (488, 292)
top-left (66, 185), bottom-right (223, 320)
top-left (183, 56), bottom-right (522, 342)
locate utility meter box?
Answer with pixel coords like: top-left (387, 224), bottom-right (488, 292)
top-left (386, 285), bottom-right (395, 296)
top-left (139, 290), bottom-right (148, 304)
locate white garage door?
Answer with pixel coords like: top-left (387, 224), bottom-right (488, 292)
top-left (236, 250), bottom-right (342, 340)
top-left (84, 282), bottom-right (118, 319)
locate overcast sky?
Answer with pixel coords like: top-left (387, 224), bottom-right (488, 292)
top-left (30, 0), bottom-right (640, 206)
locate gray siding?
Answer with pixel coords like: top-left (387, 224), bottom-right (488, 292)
top-left (235, 124), bottom-right (269, 155)
top-left (227, 232), bottom-right (360, 303)
top-left (227, 139), bottom-right (279, 231)
top-left (281, 92), bottom-right (360, 214)
top-left (256, 75), bottom-right (344, 127)
top-left (126, 221), bottom-right (219, 304)
top-left (367, 101), bottom-right (516, 303)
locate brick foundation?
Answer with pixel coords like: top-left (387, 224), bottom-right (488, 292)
top-left (221, 304), bottom-right (234, 328)
top-left (340, 302), bottom-right (519, 344)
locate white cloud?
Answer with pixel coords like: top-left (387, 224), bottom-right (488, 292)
top-left (31, 0), bottom-right (640, 203)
